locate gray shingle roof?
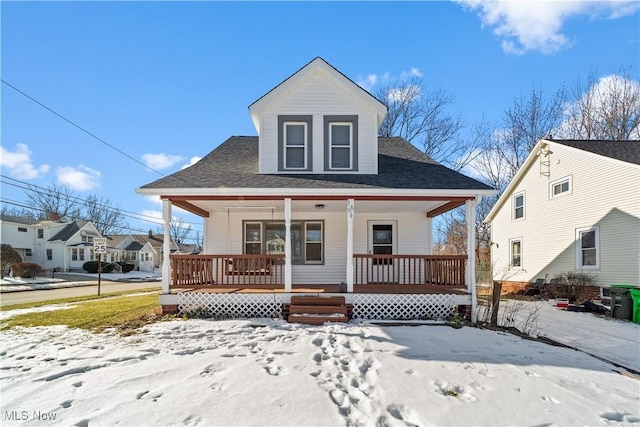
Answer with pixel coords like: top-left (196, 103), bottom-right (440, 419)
top-left (140, 137), bottom-right (493, 192)
top-left (0, 215), bottom-right (39, 225)
top-left (49, 221), bottom-right (89, 241)
top-left (551, 139), bottom-right (640, 165)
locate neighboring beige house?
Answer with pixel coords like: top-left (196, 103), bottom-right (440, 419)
top-left (485, 139), bottom-right (640, 295)
top-left (137, 57), bottom-right (495, 320)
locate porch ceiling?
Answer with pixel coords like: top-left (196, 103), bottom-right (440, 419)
top-left (169, 198), bottom-right (464, 216)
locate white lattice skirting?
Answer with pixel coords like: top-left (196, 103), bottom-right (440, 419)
top-left (351, 294), bottom-right (456, 320)
top-left (178, 293), bottom-right (283, 319)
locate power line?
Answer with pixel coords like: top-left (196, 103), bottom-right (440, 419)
top-left (0, 175), bottom-right (202, 227)
top-left (1, 78), bottom-right (167, 177)
top-left (0, 179), bottom-right (203, 237)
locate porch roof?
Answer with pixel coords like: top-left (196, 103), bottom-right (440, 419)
top-left (138, 137), bottom-right (494, 193)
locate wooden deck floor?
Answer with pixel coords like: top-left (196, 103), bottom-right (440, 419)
top-left (173, 284), bottom-right (468, 295)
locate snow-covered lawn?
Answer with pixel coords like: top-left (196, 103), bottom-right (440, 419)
top-left (1, 307), bottom-right (639, 426)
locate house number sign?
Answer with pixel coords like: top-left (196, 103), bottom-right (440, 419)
top-left (93, 238), bottom-right (107, 254)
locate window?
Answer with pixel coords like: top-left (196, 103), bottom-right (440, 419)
top-left (37, 229), bottom-right (44, 239)
top-left (576, 226), bottom-right (599, 269)
top-left (550, 176), bottom-right (572, 199)
top-left (278, 115), bottom-right (312, 171)
top-left (82, 236), bottom-right (94, 243)
top-left (513, 192), bottom-right (524, 220)
top-left (72, 248), bottom-right (78, 261)
top-left (90, 249), bottom-right (95, 261)
top-left (25, 249), bottom-right (32, 257)
top-left (18, 227), bottom-right (27, 232)
top-left (371, 223), bottom-right (394, 265)
top-left (46, 249), bottom-right (52, 261)
top-left (510, 238), bottom-right (522, 268)
top-left (243, 220), bottom-right (324, 264)
top-left (324, 115), bottom-right (358, 171)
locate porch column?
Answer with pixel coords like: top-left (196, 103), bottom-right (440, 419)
top-left (466, 196), bottom-right (480, 322)
top-left (284, 198), bottom-right (292, 292)
top-left (346, 199), bottom-right (355, 292)
top-left (162, 199), bottom-right (172, 294)
top-left (426, 216), bottom-right (433, 255)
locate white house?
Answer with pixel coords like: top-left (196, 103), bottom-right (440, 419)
top-left (484, 139), bottom-right (640, 295)
top-left (107, 230), bottom-right (181, 272)
top-left (0, 215), bottom-right (104, 272)
top-left (137, 58), bottom-right (496, 321)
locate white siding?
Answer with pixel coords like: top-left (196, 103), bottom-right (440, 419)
top-left (205, 208), bottom-right (431, 285)
top-left (258, 71), bottom-right (379, 174)
top-left (491, 143), bottom-right (640, 286)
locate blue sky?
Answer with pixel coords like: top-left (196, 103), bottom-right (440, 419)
top-left (1, 1), bottom-right (638, 242)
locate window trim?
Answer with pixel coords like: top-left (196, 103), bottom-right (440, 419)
top-left (576, 225), bottom-right (599, 269)
top-left (512, 192), bottom-right (525, 221)
top-left (304, 221), bottom-right (323, 264)
top-left (18, 227), bottom-right (27, 232)
top-left (46, 249), bottom-right (53, 261)
top-left (25, 248), bottom-right (32, 257)
top-left (37, 229), bottom-right (44, 239)
top-left (278, 115), bottom-right (313, 172)
top-left (509, 238), bottom-right (523, 269)
top-left (243, 220), bottom-right (324, 265)
top-left (324, 115), bottom-right (358, 171)
top-left (550, 176), bottom-right (572, 199)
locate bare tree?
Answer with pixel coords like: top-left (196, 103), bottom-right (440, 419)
top-left (496, 85), bottom-right (567, 177)
top-left (84, 195), bottom-right (128, 236)
top-left (376, 77), bottom-right (466, 168)
top-left (560, 67), bottom-right (640, 140)
top-left (169, 216), bottom-right (192, 245)
top-left (24, 183), bottom-right (82, 221)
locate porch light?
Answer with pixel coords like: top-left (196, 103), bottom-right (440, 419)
top-left (315, 204), bottom-right (325, 210)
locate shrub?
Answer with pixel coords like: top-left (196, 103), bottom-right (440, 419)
top-left (1, 244), bottom-right (22, 278)
top-left (11, 262), bottom-right (42, 278)
top-left (82, 261), bottom-right (115, 274)
top-left (552, 271), bottom-right (598, 302)
top-left (117, 262), bottom-right (135, 273)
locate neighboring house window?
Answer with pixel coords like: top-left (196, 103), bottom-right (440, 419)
top-left (82, 236), bottom-right (94, 243)
top-left (72, 249), bottom-right (77, 261)
top-left (46, 249), bottom-right (52, 261)
top-left (18, 227), bottom-right (27, 232)
top-left (243, 220), bottom-right (324, 264)
top-left (37, 229), bottom-right (44, 238)
top-left (324, 115), bottom-right (358, 171)
top-left (550, 176), bottom-right (572, 199)
top-left (90, 249), bottom-right (94, 261)
top-left (513, 192), bottom-right (524, 220)
top-left (576, 226), bottom-right (599, 269)
top-left (278, 115), bottom-right (312, 171)
top-left (25, 249), bottom-right (32, 257)
top-left (509, 238), bottom-right (522, 268)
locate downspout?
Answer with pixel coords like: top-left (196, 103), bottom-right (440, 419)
top-left (162, 200), bottom-right (172, 295)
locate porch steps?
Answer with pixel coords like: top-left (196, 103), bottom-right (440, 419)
top-left (287, 296), bottom-right (349, 325)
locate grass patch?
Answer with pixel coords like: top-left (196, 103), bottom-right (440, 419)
top-left (1, 293), bottom-right (164, 334)
top-left (1, 288), bottom-right (160, 311)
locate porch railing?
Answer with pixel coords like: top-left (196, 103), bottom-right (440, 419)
top-left (353, 254), bottom-right (467, 287)
top-left (170, 254), bottom-right (285, 288)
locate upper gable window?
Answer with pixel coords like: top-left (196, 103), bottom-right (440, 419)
top-left (278, 115), bottom-right (312, 172)
top-left (513, 192), bottom-right (524, 221)
top-left (324, 115), bottom-right (358, 171)
top-left (550, 176), bottom-right (572, 199)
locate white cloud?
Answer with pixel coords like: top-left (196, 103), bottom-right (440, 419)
top-left (141, 209), bottom-right (163, 223)
top-left (141, 153), bottom-right (185, 170)
top-left (387, 84), bottom-right (422, 103)
top-left (356, 74), bottom-right (378, 91)
top-left (56, 165), bottom-right (101, 191)
top-left (400, 67), bottom-right (423, 80)
top-left (0, 143), bottom-right (50, 179)
top-left (456, 0), bottom-right (640, 54)
top-left (357, 68), bottom-right (423, 92)
top-left (181, 156), bottom-right (202, 170)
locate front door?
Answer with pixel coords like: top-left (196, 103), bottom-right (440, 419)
top-left (368, 221), bottom-right (397, 284)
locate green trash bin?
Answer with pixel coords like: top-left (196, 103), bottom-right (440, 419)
top-left (629, 288), bottom-right (640, 324)
top-left (610, 284), bottom-right (636, 321)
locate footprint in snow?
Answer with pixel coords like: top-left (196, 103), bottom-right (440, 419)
top-left (61, 400), bottom-right (72, 409)
top-left (542, 396), bottom-right (560, 404)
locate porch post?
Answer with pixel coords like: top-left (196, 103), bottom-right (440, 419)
top-left (426, 216), bottom-right (433, 255)
top-left (284, 198), bottom-right (292, 292)
top-left (466, 196), bottom-right (480, 322)
top-left (162, 199), bottom-right (172, 294)
top-left (346, 199), bottom-right (355, 292)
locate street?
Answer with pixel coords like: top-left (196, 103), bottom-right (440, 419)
top-left (0, 279), bottom-right (161, 306)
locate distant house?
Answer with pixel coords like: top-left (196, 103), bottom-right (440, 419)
top-left (106, 230), bottom-right (186, 272)
top-left (137, 57), bottom-right (495, 321)
top-left (485, 139), bottom-right (640, 298)
top-left (0, 215), bottom-right (103, 272)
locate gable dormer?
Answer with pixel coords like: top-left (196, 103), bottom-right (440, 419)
top-left (248, 57), bottom-right (387, 174)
